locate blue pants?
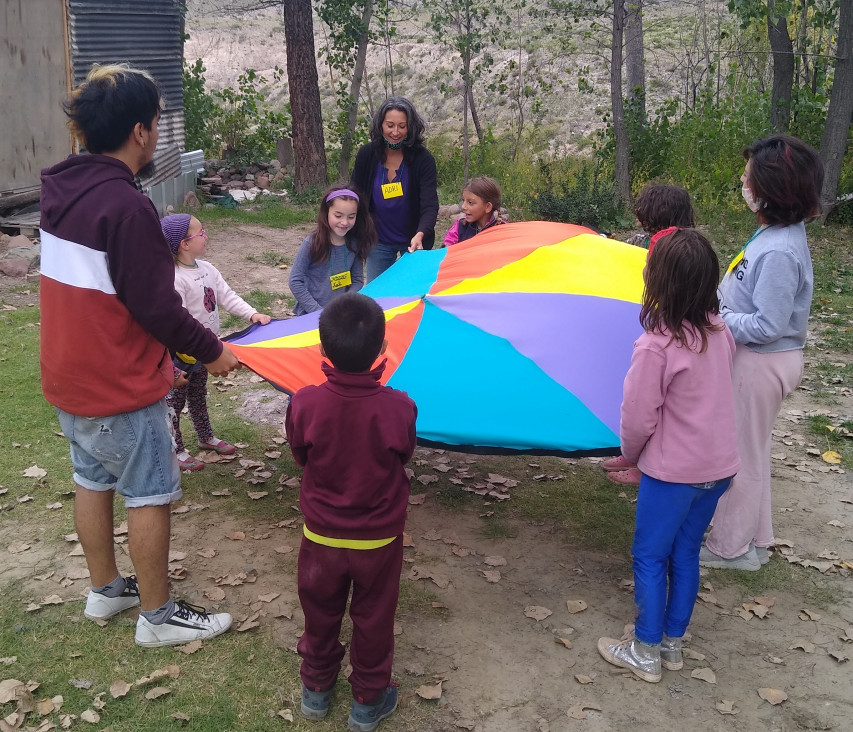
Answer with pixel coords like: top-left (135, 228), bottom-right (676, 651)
top-left (632, 473), bottom-right (731, 644)
top-left (365, 241), bottom-right (409, 282)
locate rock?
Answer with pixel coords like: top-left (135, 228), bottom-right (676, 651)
top-left (7, 234), bottom-right (35, 248)
top-left (272, 171), bottom-right (286, 184)
top-left (255, 175), bottom-right (270, 190)
top-left (269, 159), bottom-right (282, 170)
top-left (0, 258), bottom-right (30, 277)
top-left (183, 191), bottom-right (201, 210)
top-left (245, 173), bottom-right (255, 182)
top-left (201, 176), bottom-right (223, 185)
top-left (438, 203), bottom-right (462, 218)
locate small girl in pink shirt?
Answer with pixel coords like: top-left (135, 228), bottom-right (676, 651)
top-left (597, 229), bottom-right (739, 683)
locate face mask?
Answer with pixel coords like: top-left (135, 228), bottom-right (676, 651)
top-left (741, 184), bottom-right (762, 212)
top-left (383, 137), bottom-right (404, 150)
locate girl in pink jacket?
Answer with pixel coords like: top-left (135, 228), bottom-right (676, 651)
top-left (597, 229), bottom-right (739, 683)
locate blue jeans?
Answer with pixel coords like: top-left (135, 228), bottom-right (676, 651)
top-left (366, 241), bottom-right (409, 282)
top-left (632, 473), bottom-right (732, 644)
top-left (57, 399), bottom-right (182, 508)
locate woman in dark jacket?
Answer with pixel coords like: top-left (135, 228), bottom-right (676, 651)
top-left (351, 97), bottom-right (439, 282)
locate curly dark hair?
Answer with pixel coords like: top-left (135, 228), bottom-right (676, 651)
top-left (743, 135), bottom-right (824, 225)
top-left (640, 229), bottom-right (722, 353)
top-left (369, 97), bottom-right (427, 159)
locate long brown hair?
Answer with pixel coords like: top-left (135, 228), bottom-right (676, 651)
top-left (310, 182), bottom-right (377, 263)
top-left (640, 229), bottom-right (722, 353)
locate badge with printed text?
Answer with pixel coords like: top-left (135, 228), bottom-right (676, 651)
top-left (381, 181), bottom-right (403, 199)
top-left (330, 270), bottom-right (352, 290)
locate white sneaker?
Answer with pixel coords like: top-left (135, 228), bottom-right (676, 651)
top-left (84, 576), bottom-right (140, 620)
top-left (135, 600), bottom-right (232, 648)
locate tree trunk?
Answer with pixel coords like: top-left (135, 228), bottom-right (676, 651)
top-left (767, 0), bottom-right (794, 133)
top-left (624, 0), bottom-right (645, 119)
top-left (283, 0), bottom-right (328, 191)
top-left (468, 85), bottom-right (484, 144)
top-left (611, 0), bottom-right (632, 208)
top-left (338, 0), bottom-right (373, 179)
top-left (819, 0), bottom-right (853, 221)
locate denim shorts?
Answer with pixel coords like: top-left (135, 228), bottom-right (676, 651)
top-left (57, 399), bottom-right (182, 508)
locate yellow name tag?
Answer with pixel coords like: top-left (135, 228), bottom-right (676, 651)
top-left (726, 249), bottom-right (745, 274)
top-left (381, 181), bottom-right (403, 199)
top-left (330, 270), bottom-right (352, 290)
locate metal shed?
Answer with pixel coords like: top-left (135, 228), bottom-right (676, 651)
top-left (1, 0), bottom-right (191, 218)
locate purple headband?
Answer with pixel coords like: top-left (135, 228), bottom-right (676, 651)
top-left (325, 188), bottom-right (359, 203)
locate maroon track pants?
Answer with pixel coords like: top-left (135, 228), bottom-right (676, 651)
top-left (297, 535), bottom-right (403, 703)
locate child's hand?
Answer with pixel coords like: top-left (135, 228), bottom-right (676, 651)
top-left (251, 313), bottom-right (272, 325)
top-left (174, 371), bottom-right (189, 388)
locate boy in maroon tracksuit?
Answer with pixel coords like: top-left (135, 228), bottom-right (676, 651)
top-left (285, 293), bottom-right (417, 732)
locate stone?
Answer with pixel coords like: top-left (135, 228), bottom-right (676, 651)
top-left (0, 258), bottom-right (30, 277)
top-left (438, 204), bottom-right (462, 218)
top-left (183, 191), bottom-right (201, 210)
top-left (255, 175), bottom-right (270, 190)
top-left (245, 173), bottom-right (255, 182)
top-left (201, 176), bottom-right (223, 185)
top-left (7, 234), bottom-right (35, 248)
top-left (269, 159), bottom-right (282, 169)
top-left (272, 171), bottom-right (286, 184)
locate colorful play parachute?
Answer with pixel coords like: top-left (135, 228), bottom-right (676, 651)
top-left (226, 221), bottom-right (646, 456)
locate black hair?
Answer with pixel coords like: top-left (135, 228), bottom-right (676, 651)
top-left (319, 293), bottom-right (386, 373)
top-left (369, 96), bottom-right (427, 159)
top-left (743, 135), bottom-right (824, 225)
top-left (63, 64), bottom-right (163, 154)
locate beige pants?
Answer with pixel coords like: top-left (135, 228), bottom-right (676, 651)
top-left (705, 345), bottom-right (804, 559)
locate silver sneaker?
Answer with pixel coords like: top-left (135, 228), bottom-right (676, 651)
top-left (698, 544), bottom-right (761, 571)
top-left (660, 635), bottom-right (683, 670)
top-left (597, 636), bottom-right (661, 683)
top-left (753, 545), bottom-right (771, 565)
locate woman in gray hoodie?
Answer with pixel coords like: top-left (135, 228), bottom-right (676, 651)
top-left (700, 135), bottom-right (824, 572)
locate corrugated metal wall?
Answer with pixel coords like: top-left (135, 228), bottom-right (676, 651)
top-left (68, 0), bottom-right (186, 161)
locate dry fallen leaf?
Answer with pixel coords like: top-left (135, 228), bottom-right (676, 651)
top-left (7, 542), bottom-right (30, 555)
top-left (480, 569), bottom-right (501, 583)
top-left (799, 608), bottom-right (822, 621)
top-left (409, 565), bottom-right (450, 589)
top-left (277, 709), bottom-right (294, 721)
top-left (683, 648), bottom-right (706, 661)
top-left (758, 687), bottom-right (787, 705)
top-left (566, 600), bottom-right (588, 614)
top-left (408, 493), bottom-right (426, 505)
top-left (274, 546), bottom-right (293, 554)
top-left (828, 649), bottom-right (850, 663)
top-left (145, 686), bottom-right (171, 700)
top-left (715, 699), bottom-right (739, 715)
top-left (80, 709), bottom-right (100, 723)
top-left (197, 548), bottom-right (216, 559)
top-left (225, 531), bottom-right (245, 541)
top-left (171, 712), bottom-right (191, 722)
top-left (416, 679), bottom-right (444, 700)
top-left (22, 465), bottom-right (47, 479)
top-left (790, 639), bottom-right (816, 653)
top-left (0, 679), bottom-right (25, 705)
top-left (554, 636), bottom-right (573, 649)
top-left (691, 667), bottom-right (716, 683)
top-left (204, 587), bottom-right (226, 602)
top-left (822, 450), bottom-right (842, 464)
top-left (484, 556), bottom-right (507, 567)
top-left (134, 665), bottom-right (180, 687)
top-left (524, 605), bottom-right (552, 621)
top-left (567, 702), bottom-right (602, 720)
top-left (109, 680), bottom-right (131, 698)
top-left (257, 592), bottom-right (281, 603)
top-left (575, 674), bottom-right (595, 684)
top-left (0, 658), bottom-right (16, 666)
top-left (175, 640), bottom-right (203, 655)
top-left (247, 491), bottom-right (268, 500)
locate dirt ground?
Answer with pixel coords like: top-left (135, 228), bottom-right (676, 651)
top-left (2, 222), bottom-right (852, 732)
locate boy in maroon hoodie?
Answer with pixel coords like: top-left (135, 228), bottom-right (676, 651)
top-left (285, 293), bottom-right (417, 732)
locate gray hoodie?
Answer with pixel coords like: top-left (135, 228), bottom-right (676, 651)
top-left (719, 222), bottom-right (813, 353)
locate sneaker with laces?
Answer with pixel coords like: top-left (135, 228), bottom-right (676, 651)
top-left (301, 683), bottom-right (333, 721)
top-left (597, 636), bottom-right (661, 683)
top-left (348, 685), bottom-right (398, 732)
top-left (84, 575), bottom-right (140, 620)
top-left (660, 634), bottom-right (683, 670)
top-left (699, 544), bottom-right (761, 571)
top-left (135, 600), bottom-right (232, 648)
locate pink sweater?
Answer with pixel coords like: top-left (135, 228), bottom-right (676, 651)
top-left (620, 315), bottom-right (740, 484)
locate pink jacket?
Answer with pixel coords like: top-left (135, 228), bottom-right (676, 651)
top-left (620, 315), bottom-right (740, 484)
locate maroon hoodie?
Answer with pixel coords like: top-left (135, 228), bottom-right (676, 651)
top-left (286, 361), bottom-right (418, 541)
top-left (39, 154), bottom-right (222, 417)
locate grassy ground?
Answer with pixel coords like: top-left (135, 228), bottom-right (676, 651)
top-left (2, 218), bottom-right (852, 730)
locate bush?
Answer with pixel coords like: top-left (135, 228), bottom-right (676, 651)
top-left (183, 59), bottom-right (218, 156)
top-left (529, 159), bottom-right (629, 232)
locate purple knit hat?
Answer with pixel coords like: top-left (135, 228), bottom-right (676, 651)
top-left (161, 214), bottom-right (192, 255)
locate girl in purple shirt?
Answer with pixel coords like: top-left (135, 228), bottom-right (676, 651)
top-left (597, 229), bottom-right (739, 683)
